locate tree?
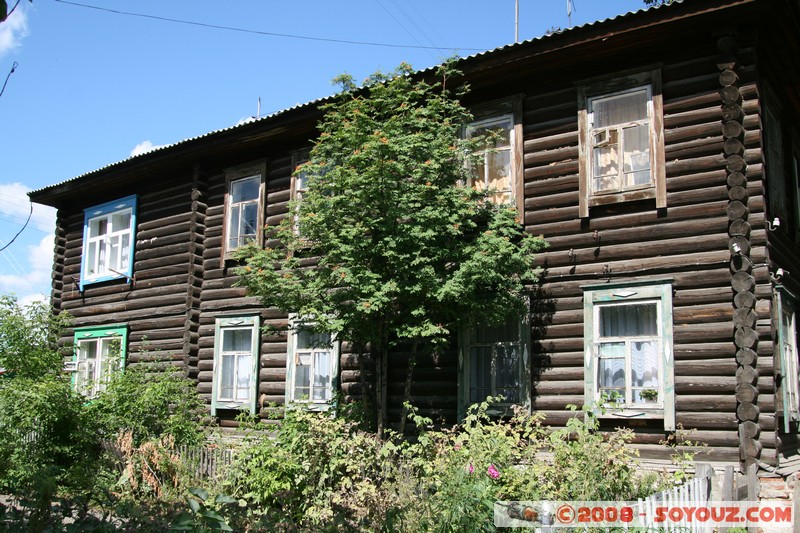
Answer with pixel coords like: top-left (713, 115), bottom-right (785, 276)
top-left (0, 297), bottom-right (98, 527)
top-left (0, 295), bottom-right (70, 379)
top-left (236, 63), bottom-right (546, 435)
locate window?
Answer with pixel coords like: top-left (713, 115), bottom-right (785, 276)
top-left (72, 325), bottom-right (128, 398)
top-left (578, 70), bottom-right (666, 218)
top-left (467, 115), bottom-right (515, 205)
top-left (776, 287), bottom-right (800, 432)
top-left (223, 162), bottom-right (266, 258)
top-left (211, 315), bottom-right (260, 415)
top-left (583, 280), bottom-right (675, 430)
top-left (465, 98), bottom-right (523, 214)
top-left (286, 322), bottom-right (338, 409)
top-left (458, 315), bottom-right (530, 418)
top-left (291, 150), bottom-right (310, 235)
top-left (80, 195), bottom-right (137, 290)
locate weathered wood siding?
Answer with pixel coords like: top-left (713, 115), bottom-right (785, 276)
top-left (509, 38), bottom-right (769, 463)
top-left (37, 0), bottom-right (796, 467)
top-left (55, 178), bottom-right (197, 367)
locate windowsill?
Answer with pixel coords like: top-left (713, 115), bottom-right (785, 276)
top-left (595, 405), bottom-right (664, 420)
top-left (289, 400), bottom-right (333, 412)
top-left (589, 185), bottom-right (656, 208)
top-left (215, 401), bottom-right (249, 411)
top-left (81, 272), bottom-right (130, 289)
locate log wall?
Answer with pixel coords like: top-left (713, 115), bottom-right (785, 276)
top-left (507, 35), bottom-right (770, 464)
top-left (40, 2), bottom-right (793, 465)
top-left (56, 178), bottom-right (197, 368)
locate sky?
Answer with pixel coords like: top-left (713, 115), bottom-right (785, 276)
top-left (0, 0), bottom-right (649, 305)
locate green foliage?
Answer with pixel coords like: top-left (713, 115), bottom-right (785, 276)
top-left (86, 363), bottom-right (205, 446)
top-left (236, 62), bottom-right (546, 431)
top-left (227, 399), bottom-right (687, 531)
top-left (170, 487), bottom-right (236, 532)
top-left (0, 296), bottom-right (100, 530)
top-left (238, 62), bottom-right (544, 346)
top-left (0, 295), bottom-right (70, 379)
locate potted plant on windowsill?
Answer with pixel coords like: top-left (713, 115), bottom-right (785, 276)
top-left (639, 388), bottom-right (658, 403)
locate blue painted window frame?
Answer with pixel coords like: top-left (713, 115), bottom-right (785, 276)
top-left (80, 195), bottom-right (137, 291)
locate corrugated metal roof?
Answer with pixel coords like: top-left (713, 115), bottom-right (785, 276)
top-left (30, 0), bottom-right (674, 197)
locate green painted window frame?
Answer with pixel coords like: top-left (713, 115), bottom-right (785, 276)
top-left (776, 286), bottom-right (799, 433)
top-left (457, 313), bottom-right (531, 420)
top-left (72, 324), bottom-right (128, 398)
top-left (582, 280), bottom-right (675, 430)
top-left (211, 315), bottom-right (260, 416)
top-left (285, 318), bottom-right (340, 411)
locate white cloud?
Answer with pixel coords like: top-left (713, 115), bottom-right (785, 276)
top-left (0, 182), bottom-right (57, 234)
top-left (0, 233), bottom-right (54, 304)
top-left (0, 6), bottom-right (29, 58)
top-left (130, 140), bottom-right (168, 157)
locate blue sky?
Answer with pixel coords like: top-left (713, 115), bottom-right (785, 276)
top-left (0, 0), bottom-right (648, 304)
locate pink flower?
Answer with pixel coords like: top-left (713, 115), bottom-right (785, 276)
top-left (466, 462), bottom-right (474, 474)
top-left (487, 464), bottom-right (500, 479)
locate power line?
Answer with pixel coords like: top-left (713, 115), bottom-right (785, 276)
top-left (53, 0), bottom-right (483, 52)
top-left (374, 0), bottom-right (435, 62)
top-left (0, 62), bottom-right (18, 99)
top-left (0, 200), bottom-right (32, 252)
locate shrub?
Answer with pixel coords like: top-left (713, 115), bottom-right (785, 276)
top-left (87, 363), bottom-right (205, 446)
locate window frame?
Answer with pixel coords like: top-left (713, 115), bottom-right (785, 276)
top-left (80, 195), bottom-right (137, 291)
top-left (221, 161), bottom-right (267, 260)
top-left (776, 285), bottom-right (800, 433)
top-left (72, 324), bottom-right (128, 398)
top-left (285, 318), bottom-right (339, 410)
top-left (290, 149), bottom-right (311, 236)
top-left (577, 69), bottom-right (666, 218)
top-left (211, 315), bottom-right (260, 416)
top-left (457, 312), bottom-right (531, 419)
top-left (582, 279), bottom-right (675, 430)
top-left (465, 96), bottom-right (524, 216)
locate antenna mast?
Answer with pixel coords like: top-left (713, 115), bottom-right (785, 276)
top-left (515, 0), bottom-right (519, 42)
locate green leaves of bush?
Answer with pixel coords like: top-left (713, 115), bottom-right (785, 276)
top-left (86, 363), bottom-right (205, 447)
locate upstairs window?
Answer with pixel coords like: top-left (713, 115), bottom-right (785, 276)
top-left (589, 87), bottom-right (651, 193)
top-left (458, 314), bottom-right (530, 419)
top-left (81, 195), bottom-right (137, 290)
top-left (211, 315), bottom-right (260, 416)
top-left (776, 287), bottom-right (800, 432)
top-left (286, 322), bottom-right (338, 409)
top-left (467, 115), bottom-right (515, 205)
top-left (578, 70), bottom-right (665, 217)
top-left (72, 325), bottom-right (128, 398)
top-left (223, 162), bottom-right (265, 259)
top-left (465, 98), bottom-right (523, 214)
top-left (583, 280), bottom-right (675, 430)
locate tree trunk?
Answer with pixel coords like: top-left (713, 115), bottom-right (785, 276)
top-left (357, 342), bottom-right (370, 424)
top-left (398, 338), bottom-right (419, 435)
top-left (375, 319), bottom-right (389, 439)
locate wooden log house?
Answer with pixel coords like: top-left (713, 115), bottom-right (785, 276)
top-left (28, 0), bottom-right (800, 474)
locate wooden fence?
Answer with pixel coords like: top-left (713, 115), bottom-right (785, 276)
top-left (173, 444), bottom-right (236, 480)
top-left (101, 440), bottom-right (237, 482)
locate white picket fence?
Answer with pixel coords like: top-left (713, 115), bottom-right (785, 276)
top-left (637, 463), bottom-right (713, 532)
